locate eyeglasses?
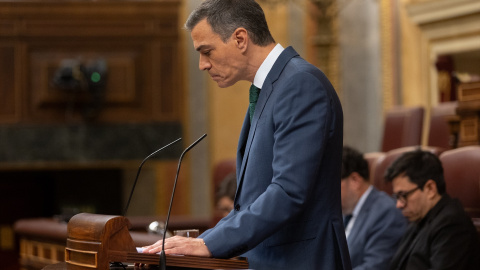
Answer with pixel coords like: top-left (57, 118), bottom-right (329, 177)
top-left (392, 187), bottom-right (420, 205)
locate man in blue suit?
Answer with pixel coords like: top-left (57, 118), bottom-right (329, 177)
top-left (341, 146), bottom-right (407, 270)
top-left (142, 0), bottom-right (351, 269)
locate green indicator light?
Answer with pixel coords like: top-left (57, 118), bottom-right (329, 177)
top-left (91, 72), bottom-right (101, 83)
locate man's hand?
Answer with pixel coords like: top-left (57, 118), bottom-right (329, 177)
top-left (142, 236), bottom-right (212, 257)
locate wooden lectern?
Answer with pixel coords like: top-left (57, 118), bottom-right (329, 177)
top-left (65, 213), bottom-right (248, 270)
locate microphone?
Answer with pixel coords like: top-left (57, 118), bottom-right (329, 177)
top-left (159, 133), bottom-right (207, 270)
top-left (122, 138), bottom-right (182, 216)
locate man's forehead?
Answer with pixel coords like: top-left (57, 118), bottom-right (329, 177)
top-left (392, 175), bottom-right (415, 190)
top-left (191, 19), bottom-right (223, 49)
top-left (192, 36), bottom-right (209, 51)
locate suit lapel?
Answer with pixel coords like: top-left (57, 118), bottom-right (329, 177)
top-left (236, 46), bottom-right (299, 194)
top-left (236, 110), bottom-right (250, 182)
top-left (236, 81), bottom-right (271, 193)
top-left (348, 188), bottom-right (376, 244)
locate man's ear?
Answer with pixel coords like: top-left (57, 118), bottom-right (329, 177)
top-left (232, 27), bottom-right (248, 51)
top-left (424, 179), bottom-right (439, 199)
top-left (349, 172), bottom-right (364, 189)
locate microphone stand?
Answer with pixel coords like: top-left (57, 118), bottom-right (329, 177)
top-left (159, 133), bottom-right (207, 270)
top-left (122, 138), bottom-right (182, 216)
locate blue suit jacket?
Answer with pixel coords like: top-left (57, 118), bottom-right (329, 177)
top-left (347, 187), bottom-right (407, 270)
top-left (201, 47), bottom-right (351, 270)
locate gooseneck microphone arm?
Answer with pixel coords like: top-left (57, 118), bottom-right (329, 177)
top-left (122, 137), bottom-right (182, 216)
top-left (159, 133), bottom-right (207, 270)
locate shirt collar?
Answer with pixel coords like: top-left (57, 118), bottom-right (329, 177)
top-left (345, 185), bottom-right (373, 238)
top-left (253, 43), bottom-right (284, 89)
top-left (352, 185), bottom-right (373, 217)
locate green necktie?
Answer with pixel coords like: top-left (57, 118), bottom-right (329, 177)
top-left (343, 214), bottom-right (353, 229)
top-left (249, 84), bottom-right (260, 123)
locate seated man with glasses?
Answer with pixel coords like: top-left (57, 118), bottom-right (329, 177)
top-left (385, 149), bottom-right (480, 270)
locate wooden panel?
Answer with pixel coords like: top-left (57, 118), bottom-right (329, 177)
top-left (0, 44), bottom-right (19, 122)
top-left (152, 42), bottom-right (182, 120)
top-left (27, 44), bottom-right (146, 122)
top-left (0, 20), bottom-right (16, 35)
top-left (0, 0), bottom-right (182, 124)
top-left (30, 50), bottom-right (140, 105)
top-left (456, 82), bottom-right (480, 147)
top-left (459, 82), bottom-right (480, 102)
top-left (460, 116), bottom-right (478, 141)
top-left (1, 4), bottom-right (184, 269)
top-left (19, 239), bottom-right (65, 269)
top-left (154, 160), bottom-right (191, 216)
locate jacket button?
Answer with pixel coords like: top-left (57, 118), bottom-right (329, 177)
top-left (234, 204), bottom-right (240, 211)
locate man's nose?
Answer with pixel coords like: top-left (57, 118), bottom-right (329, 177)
top-left (396, 200), bottom-right (405, 209)
top-left (199, 55), bottom-right (211, 71)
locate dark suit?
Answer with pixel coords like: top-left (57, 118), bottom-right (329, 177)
top-left (347, 187), bottom-right (407, 270)
top-left (389, 195), bottom-right (480, 270)
top-left (201, 47), bottom-right (351, 270)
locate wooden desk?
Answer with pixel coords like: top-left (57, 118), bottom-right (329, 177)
top-left (43, 262), bottom-right (252, 270)
top-left (14, 216), bottom-right (213, 270)
top-left (43, 262), bottom-right (157, 270)
top-left (62, 213), bottom-right (248, 270)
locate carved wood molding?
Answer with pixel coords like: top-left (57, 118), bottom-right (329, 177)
top-left (405, 0), bottom-right (480, 106)
top-left (406, 0), bottom-right (480, 25)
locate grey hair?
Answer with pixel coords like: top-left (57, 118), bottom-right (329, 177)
top-left (184, 0), bottom-right (275, 46)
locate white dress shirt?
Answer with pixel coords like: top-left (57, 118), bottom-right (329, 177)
top-left (345, 185), bottom-right (373, 238)
top-left (252, 43), bottom-right (284, 89)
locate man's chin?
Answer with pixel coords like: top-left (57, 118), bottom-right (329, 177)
top-left (404, 214), bottom-right (418, 222)
top-left (210, 76), bottom-right (237, 88)
top-left (215, 81), bottom-right (233, 88)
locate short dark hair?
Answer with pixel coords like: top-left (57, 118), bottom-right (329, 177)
top-left (341, 146), bottom-right (370, 181)
top-left (184, 0), bottom-right (275, 46)
top-left (384, 149), bottom-right (446, 194)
